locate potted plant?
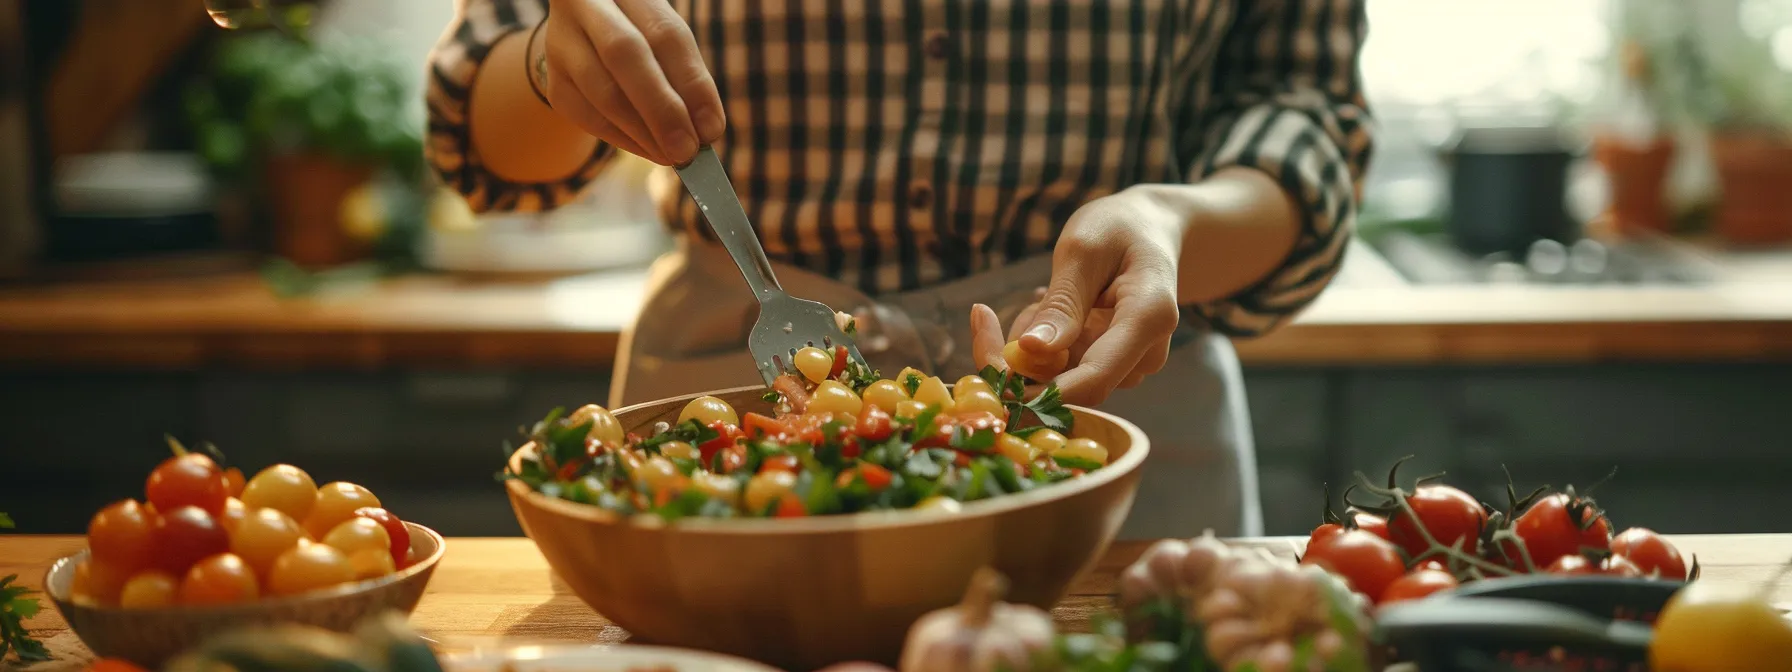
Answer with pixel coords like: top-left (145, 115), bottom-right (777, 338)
top-left (184, 13), bottom-right (428, 272)
top-left (1586, 0), bottom-right (1697, 237)
top-left (1680, 0), bottom-right (1792, 246)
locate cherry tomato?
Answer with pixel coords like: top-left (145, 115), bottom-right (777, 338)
top-left (1300, 529), bottom-right (1406, 604)
top-left (347, 547), bottom-right (397, 580)
top-left (353, 507), bottom-right (411, 569)
top-left (86, 659), bottom-right (151, 672)
top-left (223, 467), bottom-right (246, 498)
top-left (854, 406), bottom-right (894, 441)
top-left (858, 463), bottom-right (894, 490)
top-left (1308, 512), bottom-right (1395, 559)
top-left (230, 507), bottom-right (306, 576)
top-left (118, 570), bottom-right (178, 608)
top-left (154, 506), bottom-right (230, 575)
top-left (178, 553), bottom-right (259, 605)
top-left (304, 482), bottom-right (382, 539)
top-left (267, 541), bottom-right (356, 596)
top-left (241, 464), bottom-right (319, 522)
top-left (218, 497), bottom-right (248, 533)
top-left (73, 559), bottom-right (130, 605)
top-left (1388, 485), bottom-right (1487, 558)
top-left (913, 417), bottom-right (958, 449)
top-left (953, 411), bottom-right (1007, 434)
top-left (146, 453), bottom-right (229, 516)
top-left (1610, 527), bottom-right (1686, 580)
top-left (760, 454), bottom-right (801, 474)
top-left (1416, 560), bottom-right (1447, 572)
top-left (1548, 553), bottom-right (1642, 577)
top-left (699, 421), bottom-right (740, 462)
top-left (322, 517), bottom-right (391, 557)
top-left (828, 344), bottom-right (849, 379)
top-left (1353, 512), bottom-right (1391, 540)
top-left (774, 495), bottom-right (807, 518)
top-left (1380, 568), bottom-right (1459, 605)
top-left (1651, 580), bottom-right (1792, 671)
top-left (1509, 493), bottom-right (1612, 570)
top-left (715, 444), bottom-right (748, 474)
top-left (88, 500), bottom-right (157, 573)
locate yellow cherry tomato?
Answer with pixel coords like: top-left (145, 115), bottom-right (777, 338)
top-left (793, 346), bottom-right (836, 383)
top-left (230, 507), bottom-right (306, 576)
top-left (912, 376), bottom-right (955, 412)
top-left (303, 482), bottom-right (381, 539)
top-left (678, 395), bottom-right (739, 427)
top-left (895, 400), bottom-right (930, 420)
top-left (1056, 438), bottom-right (1109, 465)
top-left (267, 542), bottom-right (356, 596)
top-left (240, 465), bottom-right (318, 523)
top-left (1028, 429), bottom-right (1069, 455)
top-left (894, 367), bottom-right (927, 391)
top-left (1003, 340), bottom-right (1070, 380)
top-left (1651, 580), bottom-right (1792, 671)
top-left (118, 571), bottom-right (179, 609)
top-left (346, 548), bottom-right (397, 581)
top-left (692, 472), bottom-right (741, 506)
top-left (808, 380), bottom-right (864, 416)
top-left (568, 404), bottom-right (626, 447)
top-left (322, 517), bottom-right (391, 556)
top-left (744, 471), bottom-right (798, 514)
top-left (659, 440), bottom-right (700, 461)
top-left (996, 434), bottom-right (1036, 464)
top-left (954, 375), bottom-right (996, 401)
top-left (955, 389), bottom-right (1005, 416)
top-left (634, 456), bottom-right (684, 494)
top-left (178, 553), bottom-right (259, 605)
top-left (914, 496), bottom-right (963, 513)
top-left (861, 379), bottom-right (910, 411)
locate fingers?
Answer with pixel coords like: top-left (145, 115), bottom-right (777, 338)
top-left (577, 0), bottom-right (702, 164)
top-left (970, 304), bottom-right (1007, 372)
top-left (1118, 336), bottom-right (1172, 389)
top-left (545, 67), bottom-right (656, 160)
top-left (1021, 242), bottom-right (1117, 356)
top-left (618, 0), bottom-right (725, 143)
top-left (1054, 292), bottom-right (1178, 407)
top-left (1007, 287), bottom-right (1048, 342)
top-left (545, 19), bottom-right (666, 164)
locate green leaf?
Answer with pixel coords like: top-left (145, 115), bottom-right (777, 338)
top-left (0, 513), bottom-right (11, 529)
top-left (902, 372), bottom-right (923, 396)
top-left (907, 405), bottom-right (940, 444)
top-left (1022, 383), bottom-right (1075, 433)
top-left (760, 390), bottom-right (781, 404)
top-left (1053, 455), bottom-right (1103, 471)
top-left (950, 427), bottom-right (997, 453)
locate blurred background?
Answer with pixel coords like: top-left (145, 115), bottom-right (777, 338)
top-left (3, 0), bottom-right (1792, 537)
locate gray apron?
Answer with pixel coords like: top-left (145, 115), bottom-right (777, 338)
top-left (609, 239), bottom-right (1264, 539)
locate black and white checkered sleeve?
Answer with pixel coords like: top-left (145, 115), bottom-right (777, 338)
top-left (1185, 0), bottom-right (1374, 338)
top-left (425, 0), bottom-right (615, 213)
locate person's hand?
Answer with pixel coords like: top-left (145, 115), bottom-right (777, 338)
top-left (538, 0), bottom-right (724, 166)
top-left (996, 190), bottom-right (1185, 406)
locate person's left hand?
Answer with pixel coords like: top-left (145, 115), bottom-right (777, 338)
top-left (970, 189), bottom-right (1184, 407)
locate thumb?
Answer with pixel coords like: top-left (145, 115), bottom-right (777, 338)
top-left (1020, 253), bottom-right (1111, 355)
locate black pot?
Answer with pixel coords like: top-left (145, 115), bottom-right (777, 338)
top-left (1441, 125), bottom-right (1579, 257)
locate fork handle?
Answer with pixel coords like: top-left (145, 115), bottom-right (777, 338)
top-left (677, 147), bottom-right (784, 300)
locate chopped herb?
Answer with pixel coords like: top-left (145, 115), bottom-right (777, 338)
top-left (902, 372), bottom-right (923, 395)
top-left (841, 357), bottom-right (882, 394)
top-left (760, 390), bottom-right (781, 404)
top-left (1053, 454), bottom-right (1103, 471)
top-left (843, 318), bottom-right (858, 335)
top-left (950, 427), bottom-right (997, 453)
top-left (1, 513), bottom-right (48, 664)
top-left (637, 419), bottom-right (720, 454)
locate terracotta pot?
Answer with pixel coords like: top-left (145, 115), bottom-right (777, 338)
top-left (1593, 133), bottom-right (1676, 236)
top-left (1709, 132), bottom-right (1792, 246)
top-left (263, 153), bottom-right (376, 268)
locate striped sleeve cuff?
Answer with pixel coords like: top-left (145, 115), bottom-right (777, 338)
top-left (424, 0), bottom-right (613, 213)
top-left (1184, 102), bottom-right (1367, 338)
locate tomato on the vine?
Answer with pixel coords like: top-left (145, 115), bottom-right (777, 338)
top-left (1300, 529), bottom-right (1406, 603)
top-left (1305, 512), bottom-right (1391, 557)
top-left (145, 453), bottom-right (230, 515)
top-left (1388, 485), bottom-right (1487, 558)
top-left (1548, 553), bottom-right (1642, 577)
top-left (1509, 493), bottom-right (1612, 570)
top-left (1610, 527), bottom-right (1686, 580)
top-left (1380, 568), bottom-right (1459, 605)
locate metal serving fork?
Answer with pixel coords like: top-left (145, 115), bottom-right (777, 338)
top-left (674, 147), bottom-right (867, 387)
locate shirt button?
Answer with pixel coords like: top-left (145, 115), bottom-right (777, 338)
top-left (924, 32), bottom-right (951, 60)
top-left (907, 183), bottom-right (933, 210)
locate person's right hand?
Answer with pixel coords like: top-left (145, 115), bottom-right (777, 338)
top-left (539, 0), bottom-right (725, 166)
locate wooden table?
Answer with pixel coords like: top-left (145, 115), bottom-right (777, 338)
top-left (4, 535), bottom-right (1790, 671)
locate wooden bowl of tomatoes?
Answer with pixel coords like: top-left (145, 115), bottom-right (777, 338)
top-left (44, 449), bottom-right (445, 668)
top-left (504, 378), bottom-right (1149, 671)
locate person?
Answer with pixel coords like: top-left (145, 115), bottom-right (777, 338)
top-left (426, 0), bottom-right (1372, 539)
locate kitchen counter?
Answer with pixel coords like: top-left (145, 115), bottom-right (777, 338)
top-left (4, 533), bottom-right (1789, 670)
top-left (6, 238), bottom-right (1792, 370)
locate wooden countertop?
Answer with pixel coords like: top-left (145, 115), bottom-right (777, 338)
top-left (6, 240), bottom-right (1792, 370)
top-left (5, 534), bottom-right (1789, 671)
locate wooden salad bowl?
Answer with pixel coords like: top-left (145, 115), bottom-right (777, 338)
top-left (504, 386), bottom-right (1149, 670)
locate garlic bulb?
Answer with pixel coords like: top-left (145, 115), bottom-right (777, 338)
top-left (899, 568), bottom-right (1058, 672)
top-left (1116, 530), bottom-right (1372, 672)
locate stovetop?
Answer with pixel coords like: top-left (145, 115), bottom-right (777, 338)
top-left (1369, 232), bottom-right (1722, 287)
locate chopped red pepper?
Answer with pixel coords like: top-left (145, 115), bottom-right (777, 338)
top-left (775, 494), bottom-right (807, 517)
top-left (699, 421), bottom-right (740, 461)
top-left (858, 463), bottom-right (894, 490)
top-left (828, 344), bottom-right (849, 379)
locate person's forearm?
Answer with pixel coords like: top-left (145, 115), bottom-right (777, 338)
top-left (1128, 167), bottom-right (1302, 305)
top-left (468, 26), bottom-right (599, 184)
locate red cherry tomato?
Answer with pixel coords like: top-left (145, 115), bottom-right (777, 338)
top-left (1353, 512), bottom-right (1391, 540)
top-left (1548, 553), bottom-right (1642, 577)
top-left (1300, 529), bottom-right (1406, 603)
top-left (153, 506), bottom-right (230, 575)
top-left (858, 464), bottom-right (893, 490)
top-left (913, 417), bottom-right (957, 449)
top-left (699, 422), bottom-right (740, 462)
top-left (715, 445), bottom-right (748, 474)
top-left (1380, 568), bottom-right (1459, 605)
top-left (1508, 493), bottom-right (1612, 570)
top-left (88, 500), bottom-right (158, 573)
top-left (146, 454), bottom-right (230, 515)
top-left (774, 494), bottom-right (806, 518)
top-left (223, 467), bottom-right (246, 498)
top-left (854, 406), bottom-right (894, 442)
top-left (1388, 485), bottom-right (1487, 558)
top-left (353, 507), bottom-right (412, 569)
top-left (1307, 511), bottom-right (1393, 559)
top-left (952, 411), bottom-right (1007, 434)
top-left (828, 344), bottom-right (849, 379)
top-left (1609, 528), bottom-right (1686, 580)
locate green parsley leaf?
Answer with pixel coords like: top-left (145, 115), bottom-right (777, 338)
top-left (1021, 382), bottom-right (1075, 434)
top-left (638, 419), bottom-right (720, 454)
top-left (1052, 454), bottom-right (1104, 471)
top-left (907, 405), bottom-right (940, 444)
top-left (760, 390), bottom-right (781, 404)
top-left (1, 514), bottom-right (49, 664)
top-left (843, 318), bottom-right (858, 335)
top-left (949, 427), bottom-right (997, 453)
top-left (902, 372), bottom-right (923, 396)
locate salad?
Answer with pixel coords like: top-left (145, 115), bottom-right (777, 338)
top-left (502, 341), bottom-right (1112, 520)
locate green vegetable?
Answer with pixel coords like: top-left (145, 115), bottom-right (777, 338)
top-left (1, 513), bottom-right (48, 664)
